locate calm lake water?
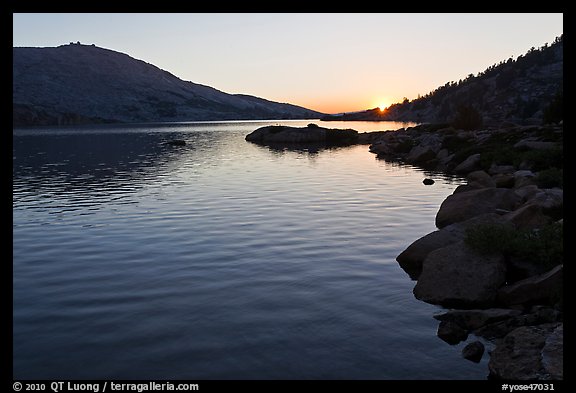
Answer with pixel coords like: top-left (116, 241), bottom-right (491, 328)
top-left (13, 120), bottom-right (488, 379)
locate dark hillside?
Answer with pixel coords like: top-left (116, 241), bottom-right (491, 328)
top-left (323, 35), bottom-right (563, 127)
top-left (13, 43), bottom-right (323, 126)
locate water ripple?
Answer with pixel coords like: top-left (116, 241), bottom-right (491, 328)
top-left (13, 122), bottom-right (479, 380)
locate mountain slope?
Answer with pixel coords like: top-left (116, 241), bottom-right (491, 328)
top-left (322, 35), bottom-right (563, 126)
top-left (13, 43), bottom-right (324, 126)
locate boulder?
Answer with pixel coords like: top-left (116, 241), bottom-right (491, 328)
top-left (506, 255), bottom-right (552, 283)
top-left (452, 184), bottom-right (475, 194)
top-left (488, 163), bottom-right (516, 175)
top-left (514, 139), bottom-right (558, 151)
top-left (406, 145), bottom-right (437, 164)
top-left (466, 170), bottom-right (496, 188)
top-left (436, 148), bottom-right (450, 160)
top-left (488, 323), bottom-right (561, 380)
top-left (422, 178), bottom-right (435, 185)
top-left (396, 228), bottom-right (463, 280)
top-left (413, 241), bottom-right (507, 308)
top-left (503, 203), bottom-right (552, 229)
top-left (514, 170), bottom-right (536, 188)
top-left (396, 213), bottom-right (507, 279)
top-left (454, 153), bottom-right (481, 174)
top-left (435, 188), bottom-right (522, 228)
top-left (492, 173), bottom-right (515, 188)
top-left (514, 184), bottom-right (540, 201)
top-left (437, 320), bottom-right (468, 345)
top-left (497, 265), bottom-right (563, 307)
top-left (462, 341), bottom-right (485, 363)
top-left (527, 188), bottom-right (563, 211)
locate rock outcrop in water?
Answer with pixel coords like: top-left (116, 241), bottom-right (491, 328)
top-left (245, 123), bottom-right (359, 146)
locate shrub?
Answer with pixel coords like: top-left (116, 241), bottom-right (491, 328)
top-left (543, 90), bottom-right (563, 124)
top-left (465, 223), bottom-right (562, 269)
top-left (452, 105), bottom-right (483, 130)
top-left (535, 167), bottom-right (563, 189)
top-left (522, 147), bottom-right (563, 171)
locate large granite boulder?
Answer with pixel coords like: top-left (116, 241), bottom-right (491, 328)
top-left (413, 241), bottom-right (507, 308)
top-left (527, 188), bottom-right (563, 211)
top-left (466, 170), bottom-right (496, 188)
top-left (497, 265), bottom-right (563, 307)
top-left (406, 145), bottom-right (437, 164)
top-left (454, 153), bottom-right (481, 174)
top-left (396, 213), bottom-right (507, 279)
top-left (503, 203), bottom-right (553, 229)
top-left (435, 188), bottom-right (522, 228)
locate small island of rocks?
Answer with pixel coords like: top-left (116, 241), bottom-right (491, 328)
top-left (245, 123), bottom-right (359, 146)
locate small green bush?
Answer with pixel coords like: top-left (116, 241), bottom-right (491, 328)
top-left (465, 223), bottom-right (562, 269)
top-left (521, 147), bottom-right (563, 171)
top-left (535, 167), bottom-right (563, 189)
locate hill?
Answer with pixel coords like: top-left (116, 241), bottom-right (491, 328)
top-left (322, 35), bottom-right (563, 127)
top-left (13, 43), bottom-right (324, 126)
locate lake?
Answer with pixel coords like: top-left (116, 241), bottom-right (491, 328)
top-left (13, 119), bottom-right (488, 379)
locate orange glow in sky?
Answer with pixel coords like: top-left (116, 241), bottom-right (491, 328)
top-left (13, 13), bottom-right (563, 116)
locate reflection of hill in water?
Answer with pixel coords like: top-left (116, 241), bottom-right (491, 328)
top-left (12, 129), bottom-right (230, 212)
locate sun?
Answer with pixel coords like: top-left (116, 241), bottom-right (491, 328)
top-left (375, 100), bottom-right (390, 112)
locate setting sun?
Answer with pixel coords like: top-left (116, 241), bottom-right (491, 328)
top-left (374, 98), bottom-right (394, 112)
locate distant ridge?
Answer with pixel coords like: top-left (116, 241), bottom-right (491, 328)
top-left (13, 43), bottom-right (324, 126)
top-left (322, 35), bottom-right (563, 126)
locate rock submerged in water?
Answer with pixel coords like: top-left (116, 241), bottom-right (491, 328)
top-left (164, 139), bottom-right (186, 146)
top-left (245, 124), bottom-right (358, 145)
top-left (423, 178), bottom-right (435, 185)
top-left (437, 320), bottom-right (468, 345)
top-left (462, 341), bottom-right (485, 363)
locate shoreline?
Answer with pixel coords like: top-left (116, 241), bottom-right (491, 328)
top-left (367, 122), bottom-right (563, 380)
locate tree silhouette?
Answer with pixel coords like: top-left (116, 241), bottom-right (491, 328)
top-left (452, 105), bottom-right (483, 130)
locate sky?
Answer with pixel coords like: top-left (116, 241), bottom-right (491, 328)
top-left (12, 13), bottom-right (563, 114)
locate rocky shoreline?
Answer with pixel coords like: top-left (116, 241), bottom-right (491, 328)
top-left (368, 122), bottom-right (563, 380)
top-left (247, 122), bottom-right (563, 379)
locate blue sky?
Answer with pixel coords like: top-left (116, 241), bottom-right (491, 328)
top-left (13, 13), bottom-right (563, 113)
